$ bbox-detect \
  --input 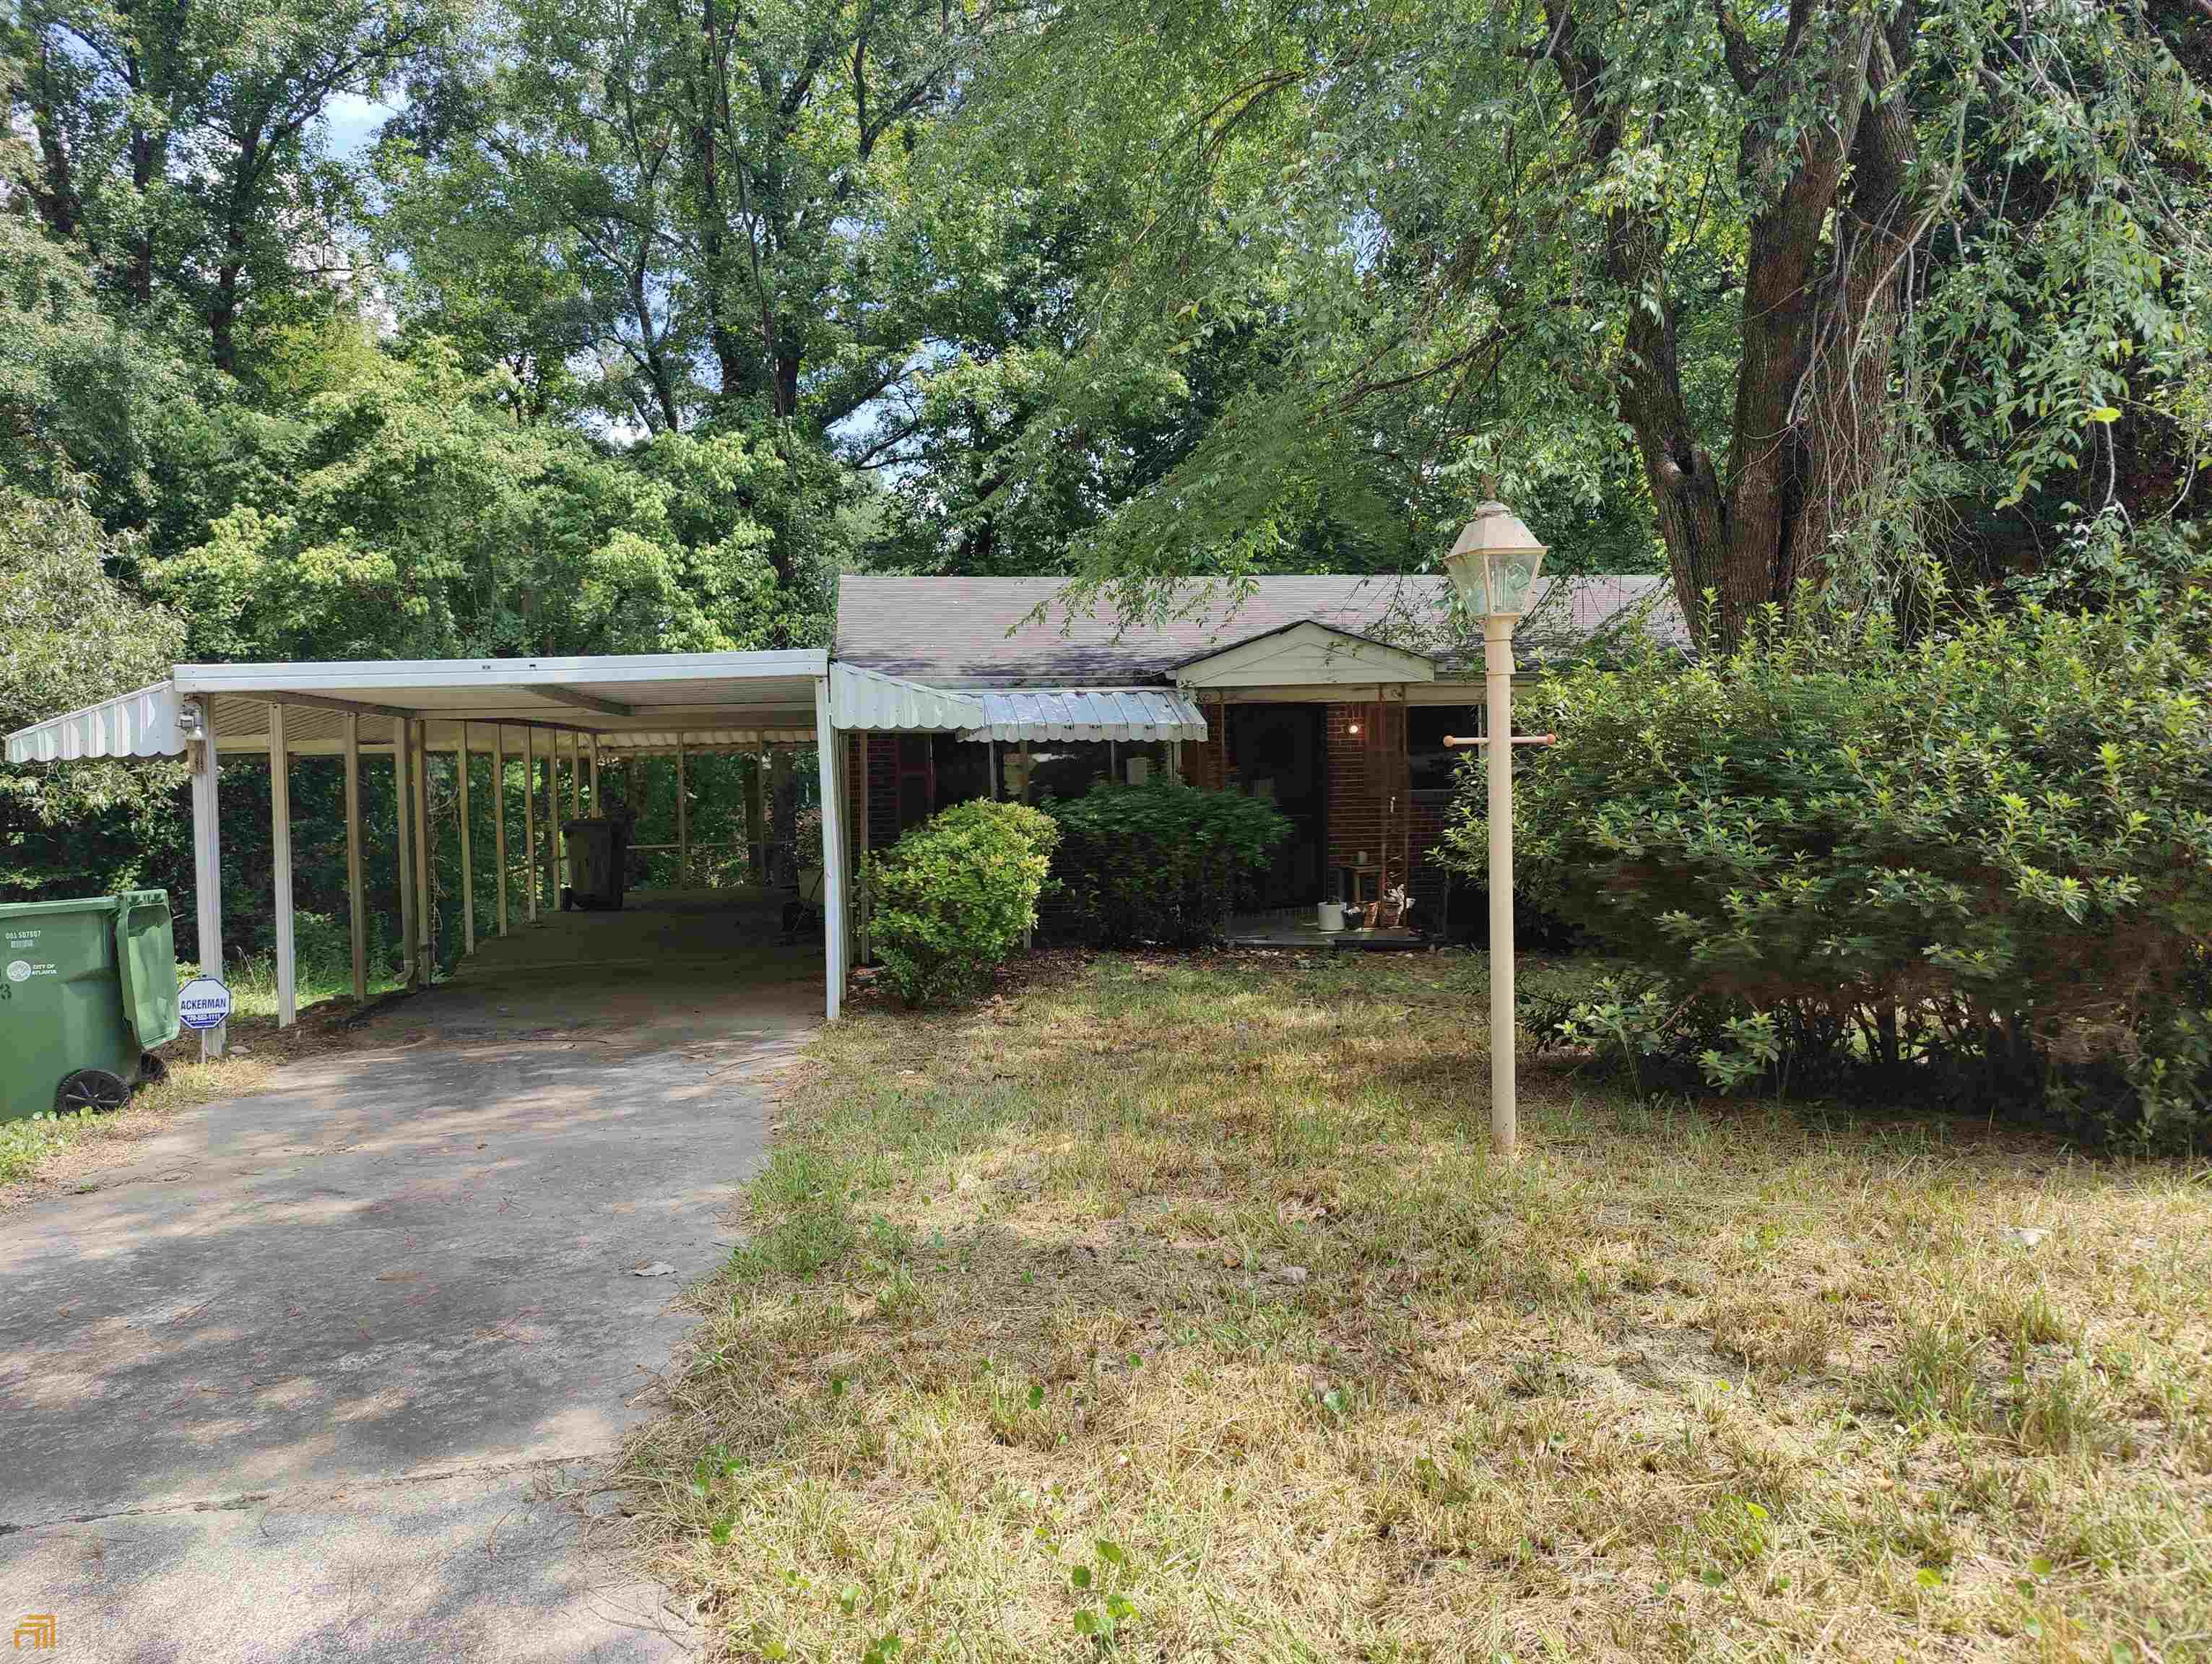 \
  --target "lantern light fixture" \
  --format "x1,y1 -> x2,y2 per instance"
1442,501 -> 1547,618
